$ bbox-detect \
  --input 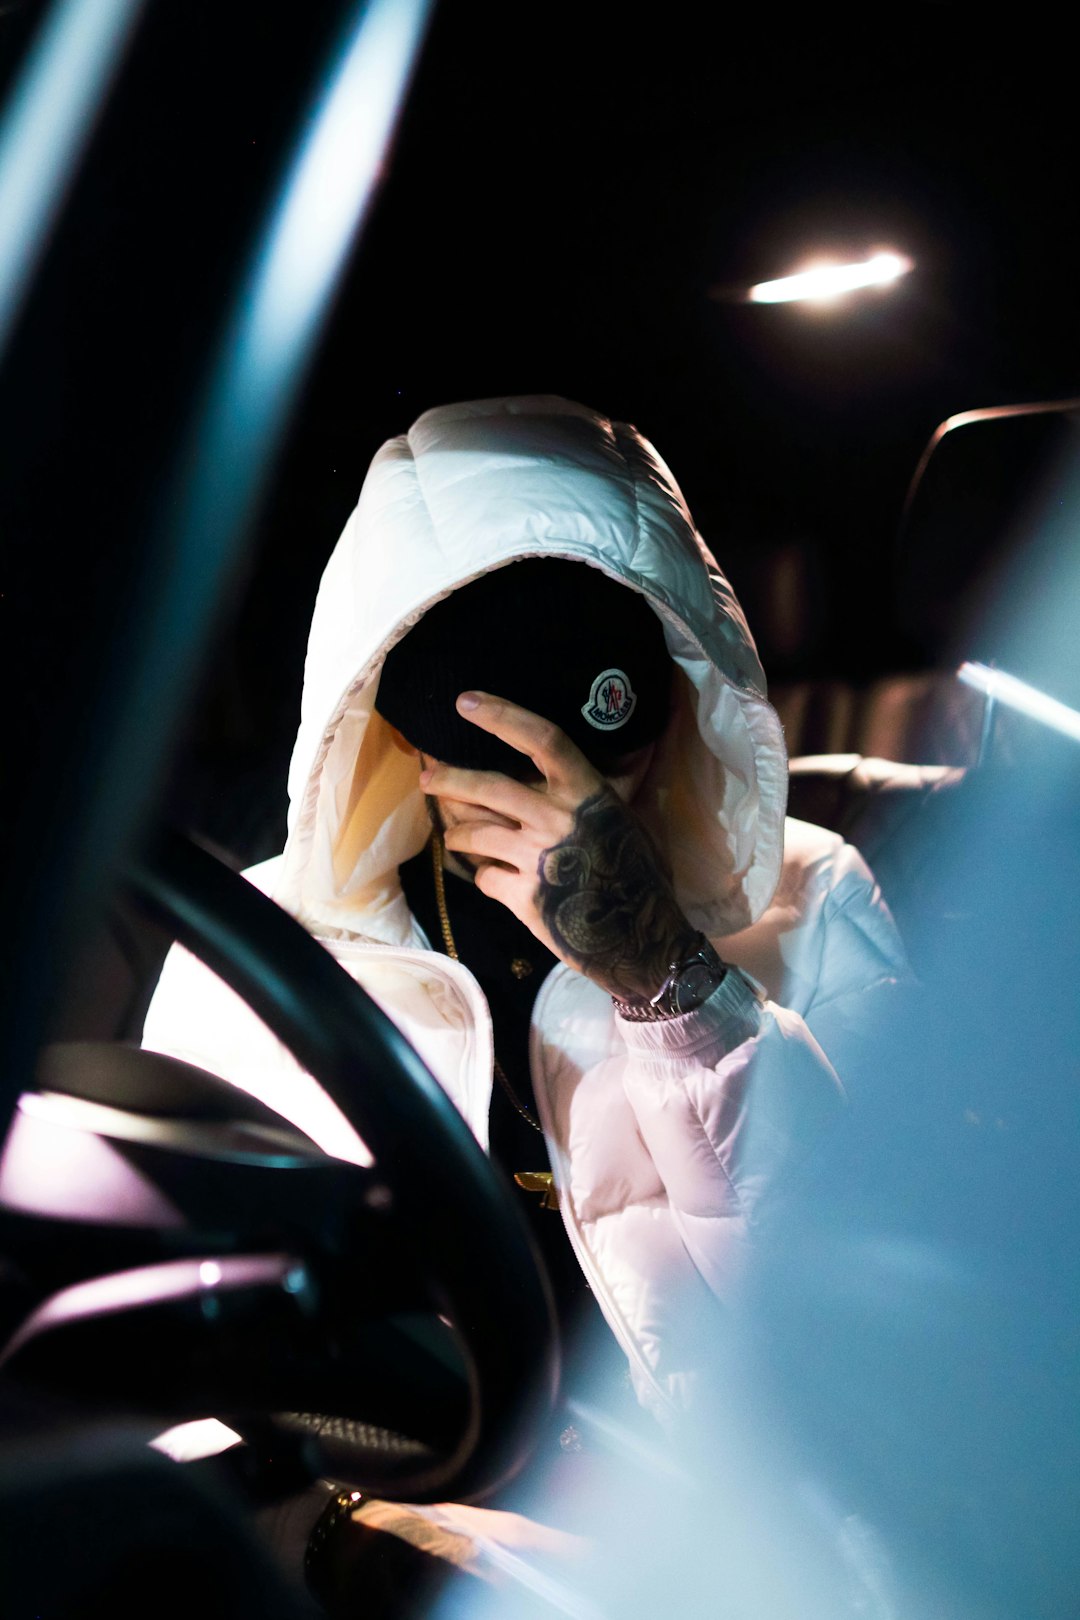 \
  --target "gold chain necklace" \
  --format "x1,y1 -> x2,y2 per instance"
430,833 -> 544,1135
